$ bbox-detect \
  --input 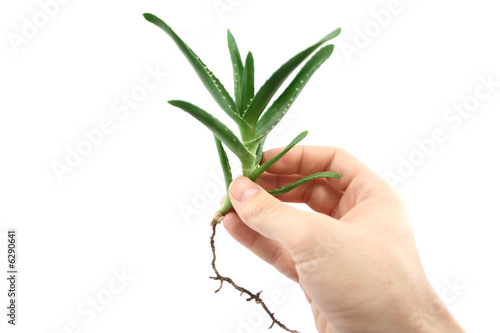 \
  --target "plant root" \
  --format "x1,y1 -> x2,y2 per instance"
209,212 -> 300,333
